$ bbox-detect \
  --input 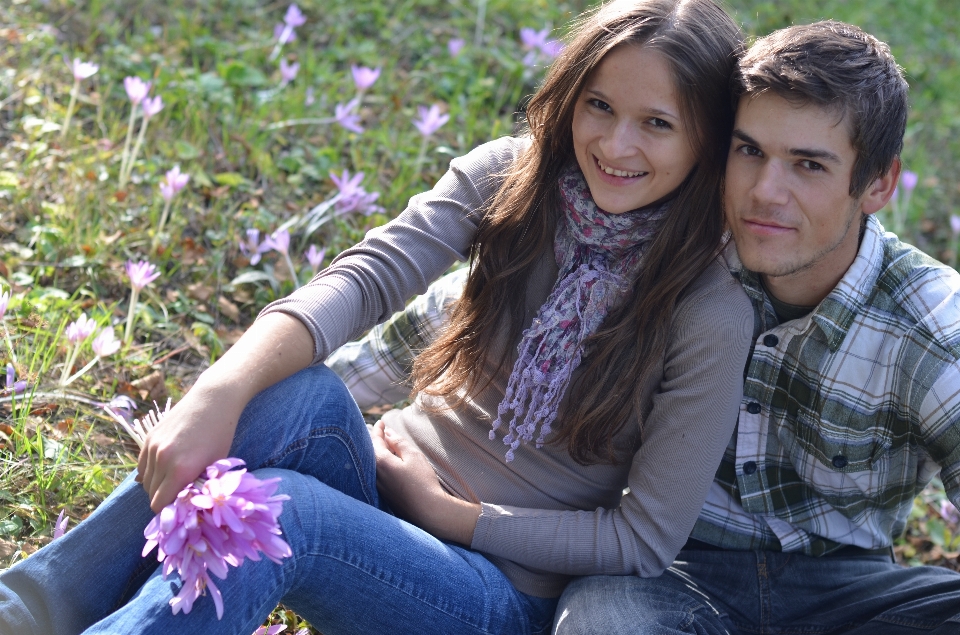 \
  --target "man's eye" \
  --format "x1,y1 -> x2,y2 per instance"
800,160 -> 825,171
738,145 -> 761,157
